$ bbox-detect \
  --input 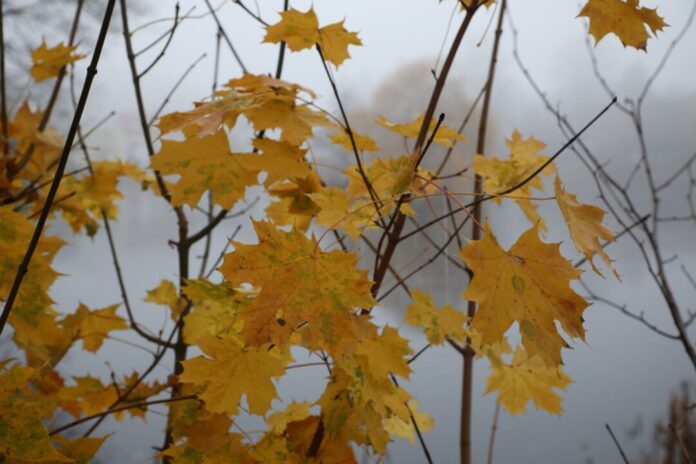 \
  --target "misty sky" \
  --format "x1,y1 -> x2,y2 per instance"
10,0 -> 696,462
